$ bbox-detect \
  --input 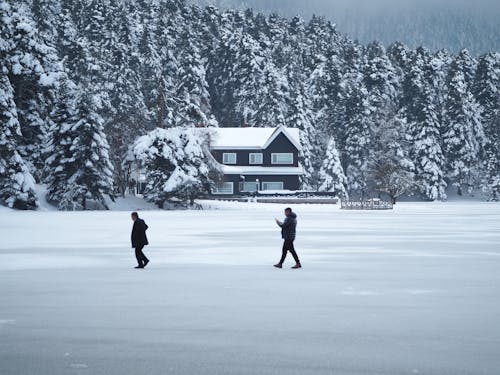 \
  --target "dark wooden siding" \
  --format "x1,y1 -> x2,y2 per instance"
263,132 -> 299,167
220,174 -> 300,194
